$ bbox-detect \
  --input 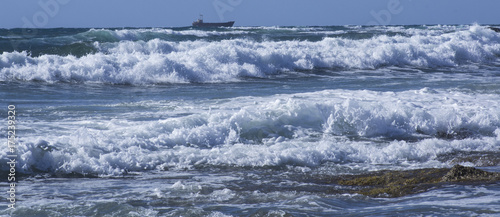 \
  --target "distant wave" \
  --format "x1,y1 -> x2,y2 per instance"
1,25 -> 499,84
81,28 -> 251,42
